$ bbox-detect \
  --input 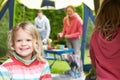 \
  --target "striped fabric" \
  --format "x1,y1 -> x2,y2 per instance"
0,56 -> 51,80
